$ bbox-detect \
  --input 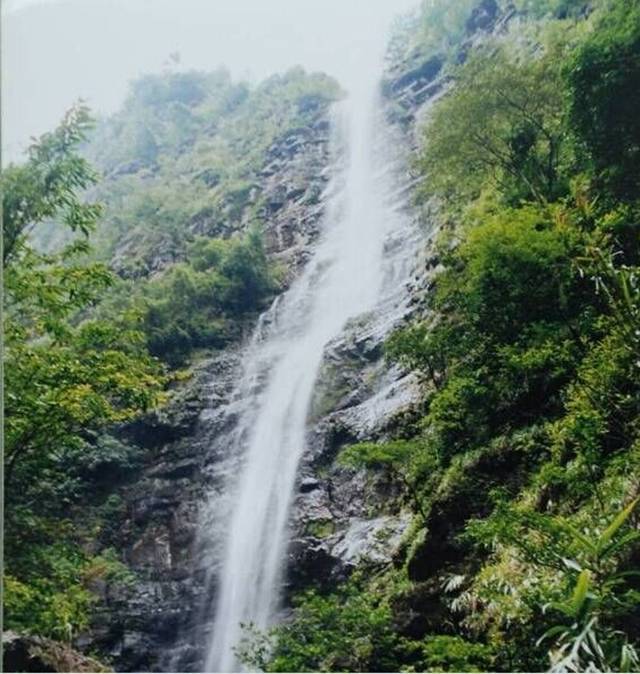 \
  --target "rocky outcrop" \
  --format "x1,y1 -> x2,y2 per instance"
110,113 -> 331,280
74,105 -> 336,672
286,312 -> 426,592
74,6 -> 518,671
466,0 -> 500,33
258,120 -> 332,280
3,632 -> 110,673
383,0 -> 515,131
